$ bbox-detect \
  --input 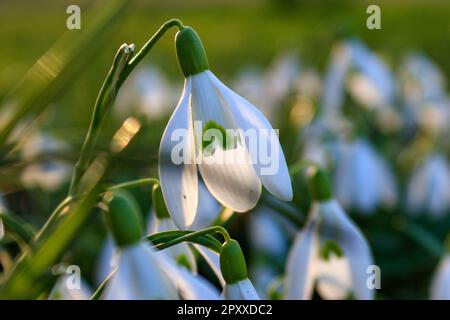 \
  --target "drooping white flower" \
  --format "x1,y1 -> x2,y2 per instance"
159,27 -> 292,229
285,199 -> 374,300
430,254 -> 450,300
49,274 -> 92,300
406,153 -> 450,218
333,139 -> 397,214
20,132 -> 71,191
95,235 -> 115,286
223,278 -> 260,300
